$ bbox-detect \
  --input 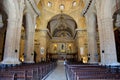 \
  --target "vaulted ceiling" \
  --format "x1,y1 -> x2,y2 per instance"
36,0 -> 86,38
47,14 -> 77,38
